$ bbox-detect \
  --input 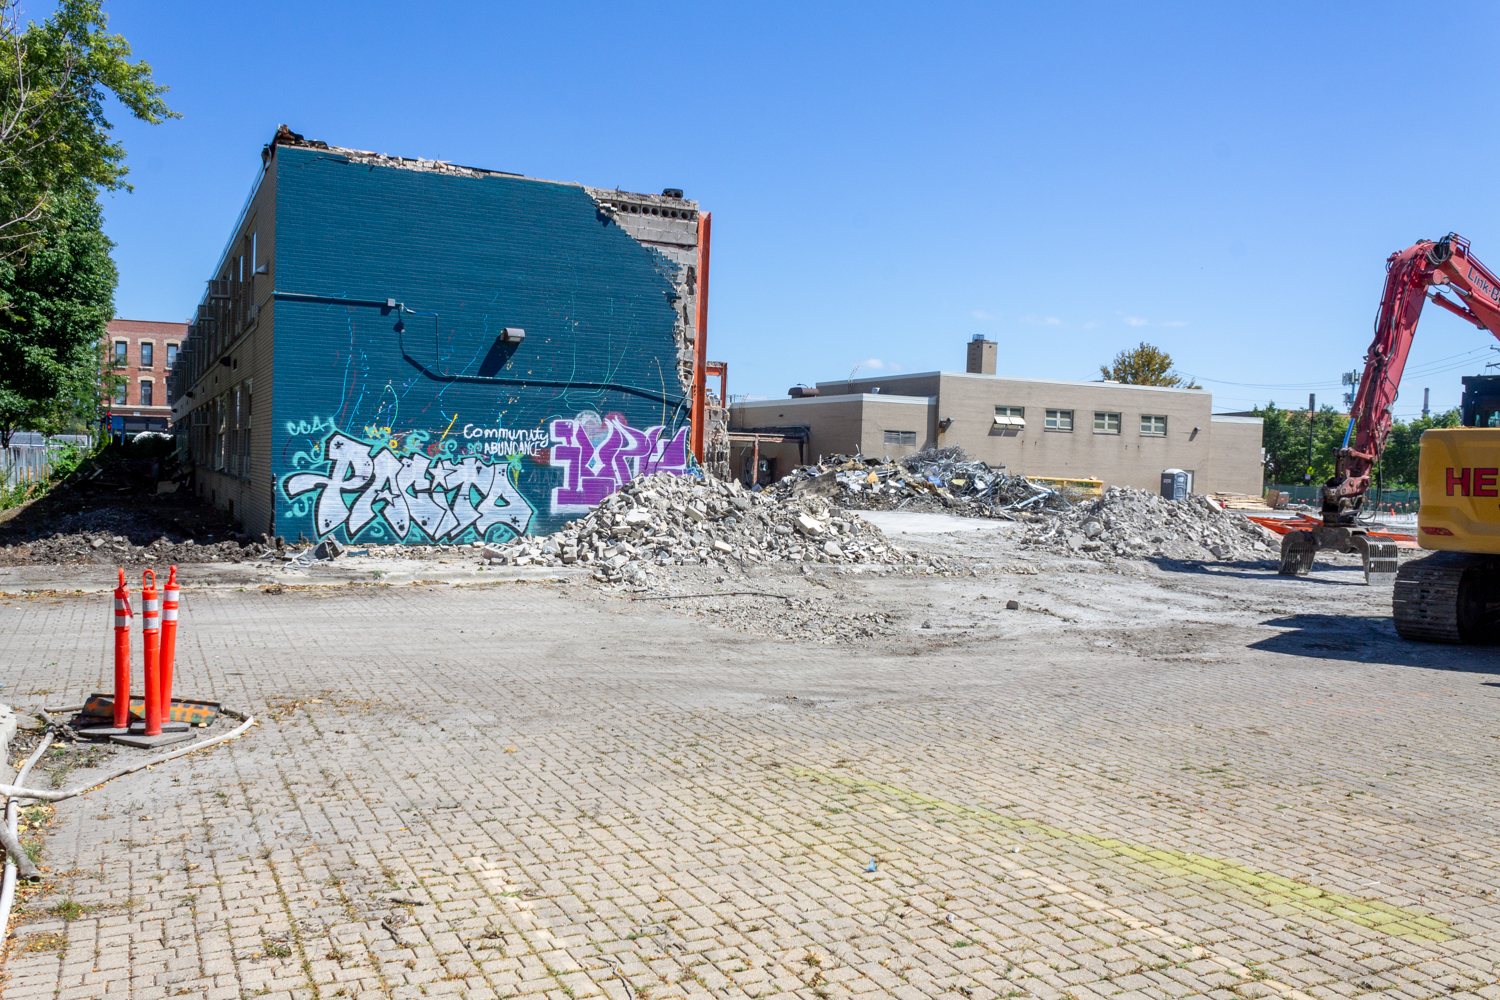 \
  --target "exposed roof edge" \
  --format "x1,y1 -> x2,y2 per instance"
732,394 -> 935,408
